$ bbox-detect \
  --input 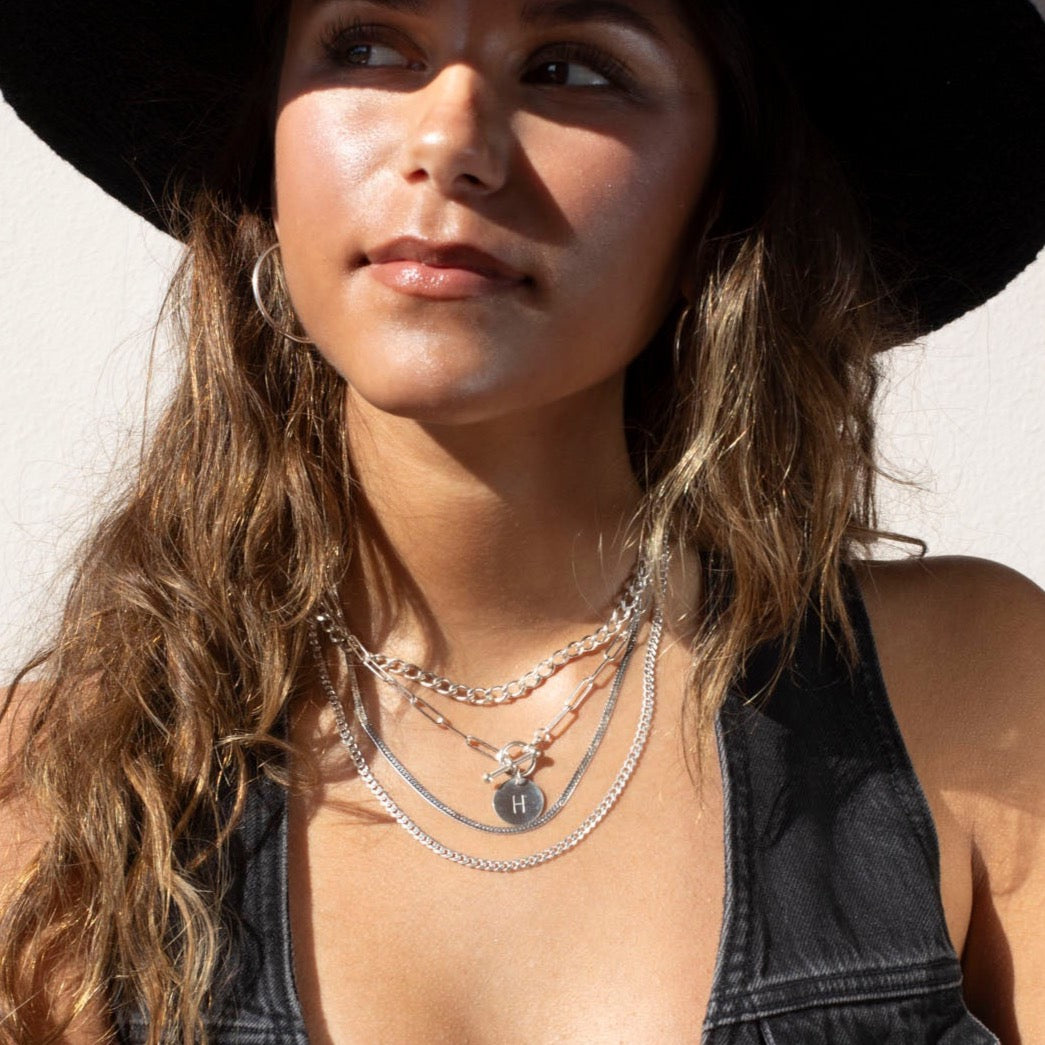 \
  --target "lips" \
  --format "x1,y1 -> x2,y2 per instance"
365,237 -> 527,282
362,237 -> 530,300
